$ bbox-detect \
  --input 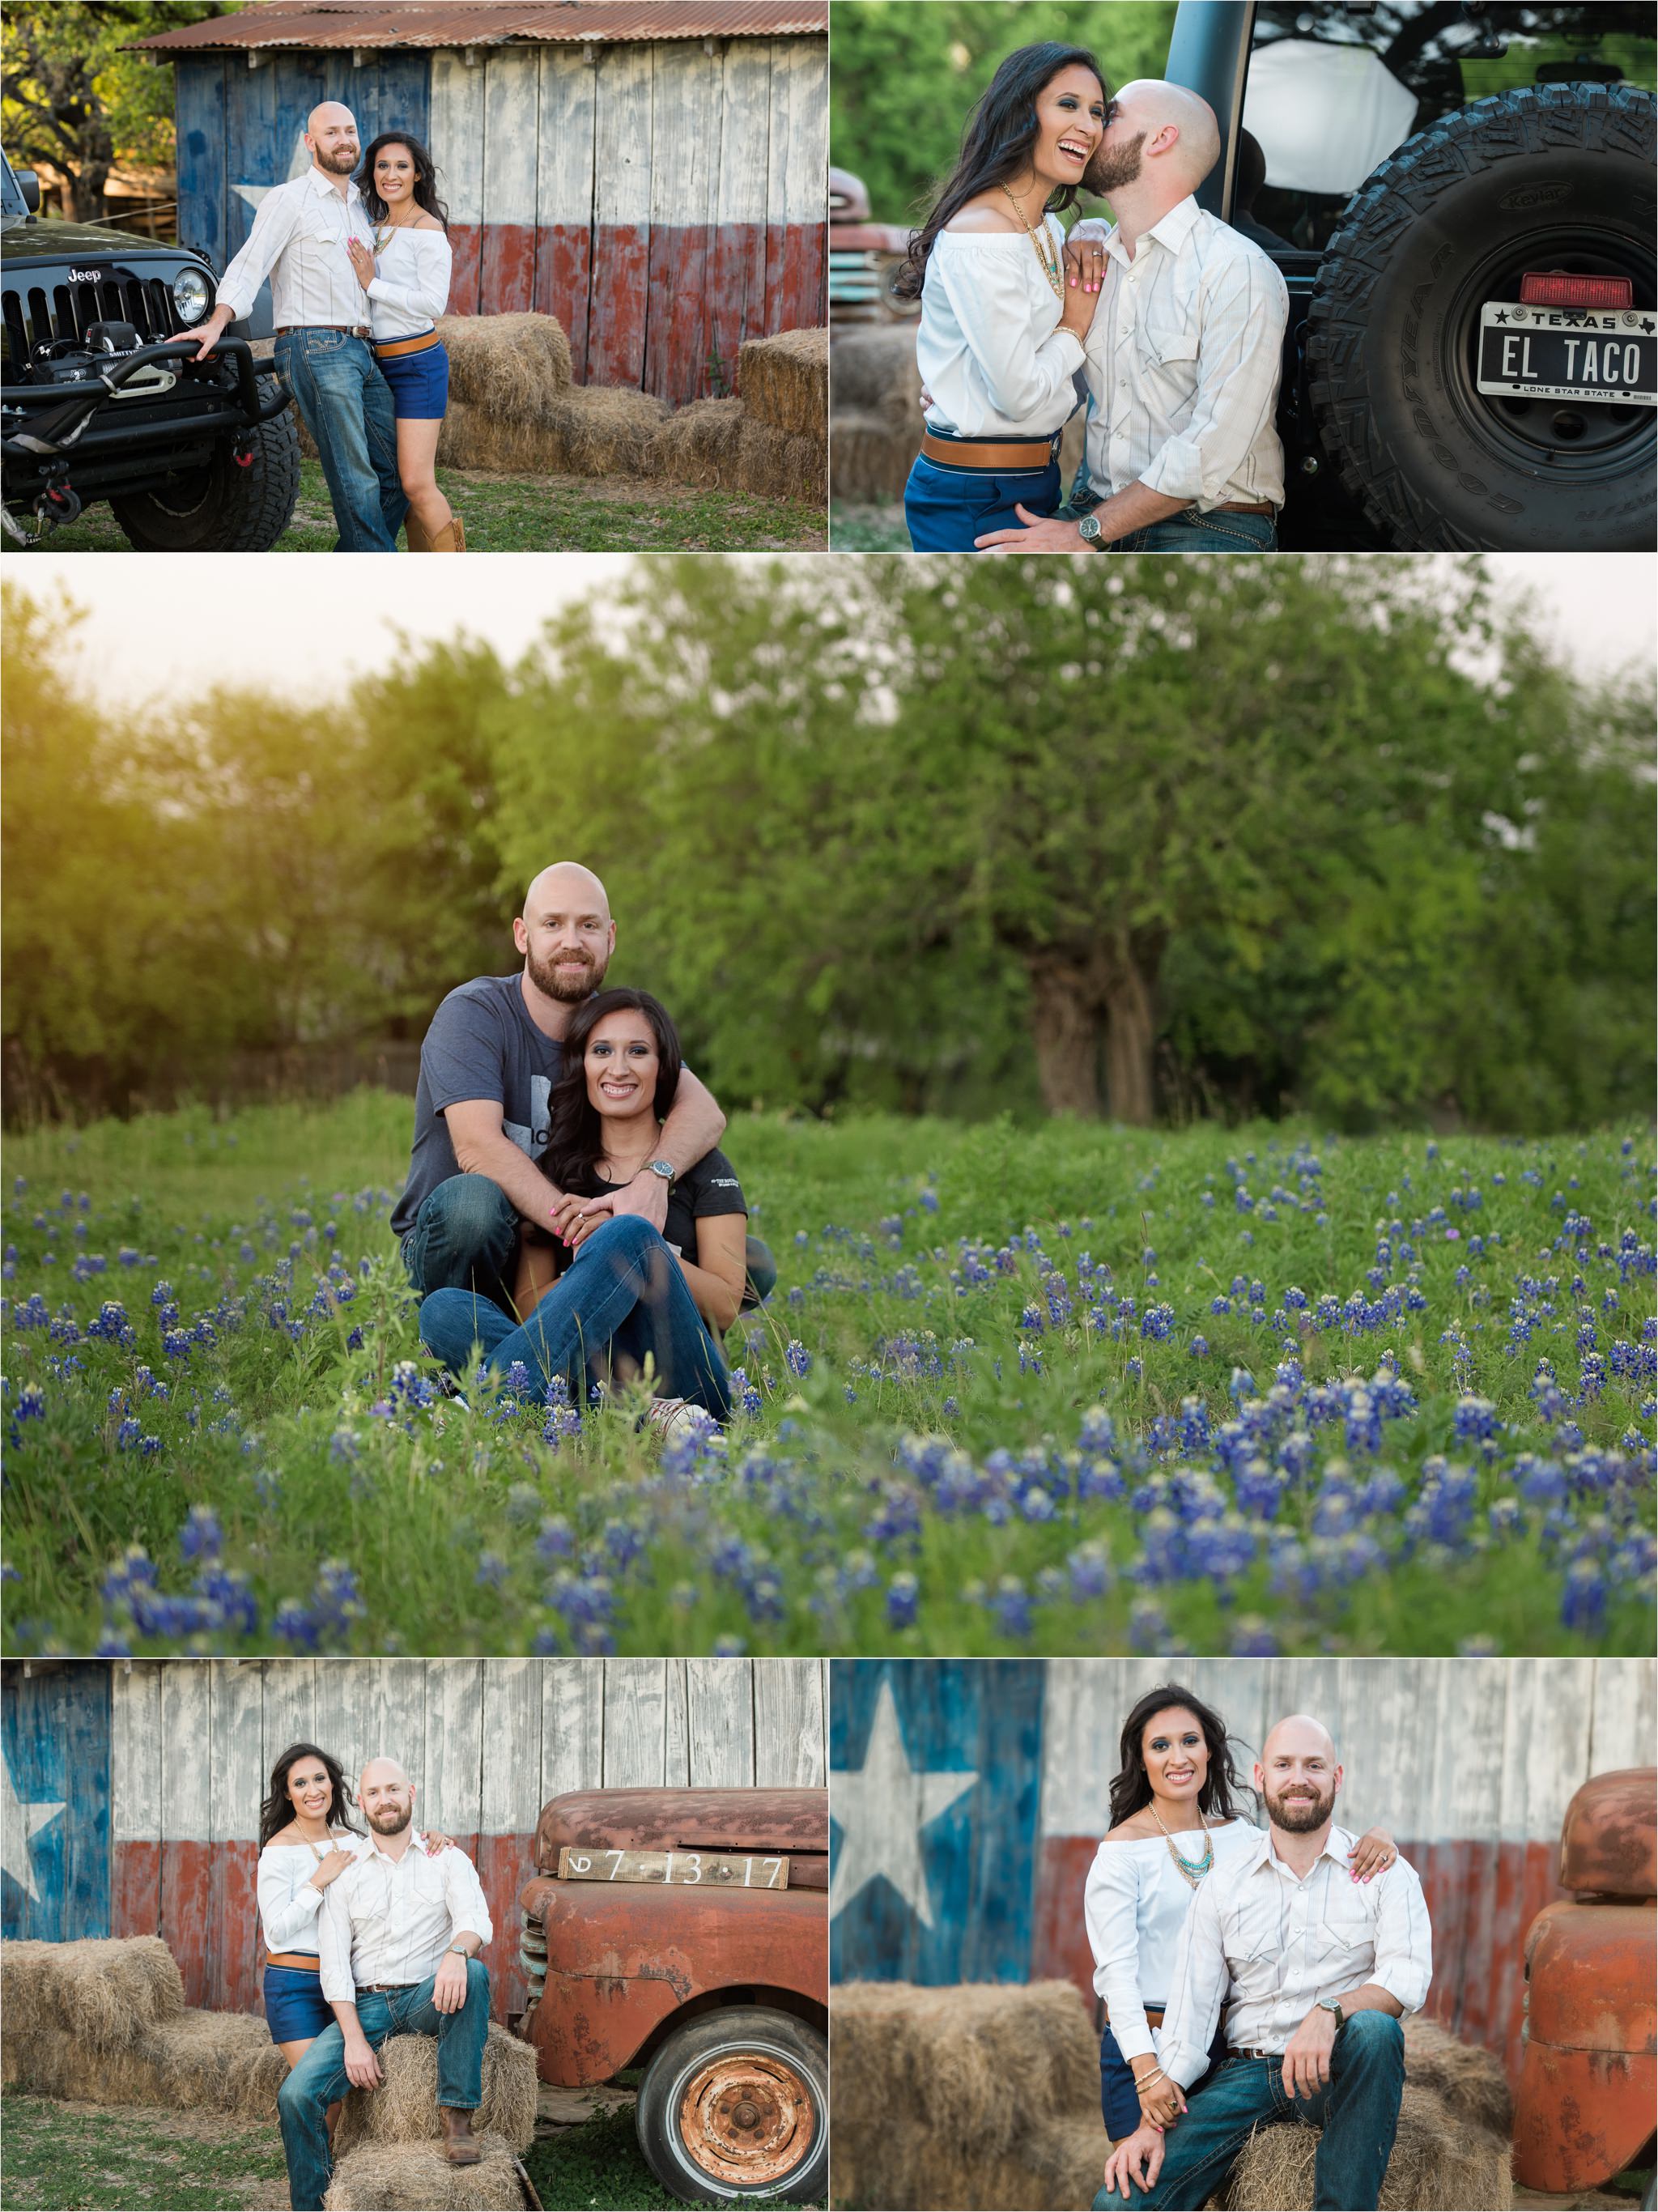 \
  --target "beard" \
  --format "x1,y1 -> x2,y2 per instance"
1265,1780 -> 1337,1833
526,945 -> 609,1002
1084,132 -> 1146,196
368,1802 -> 412,1836
316,143 -> 359,176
